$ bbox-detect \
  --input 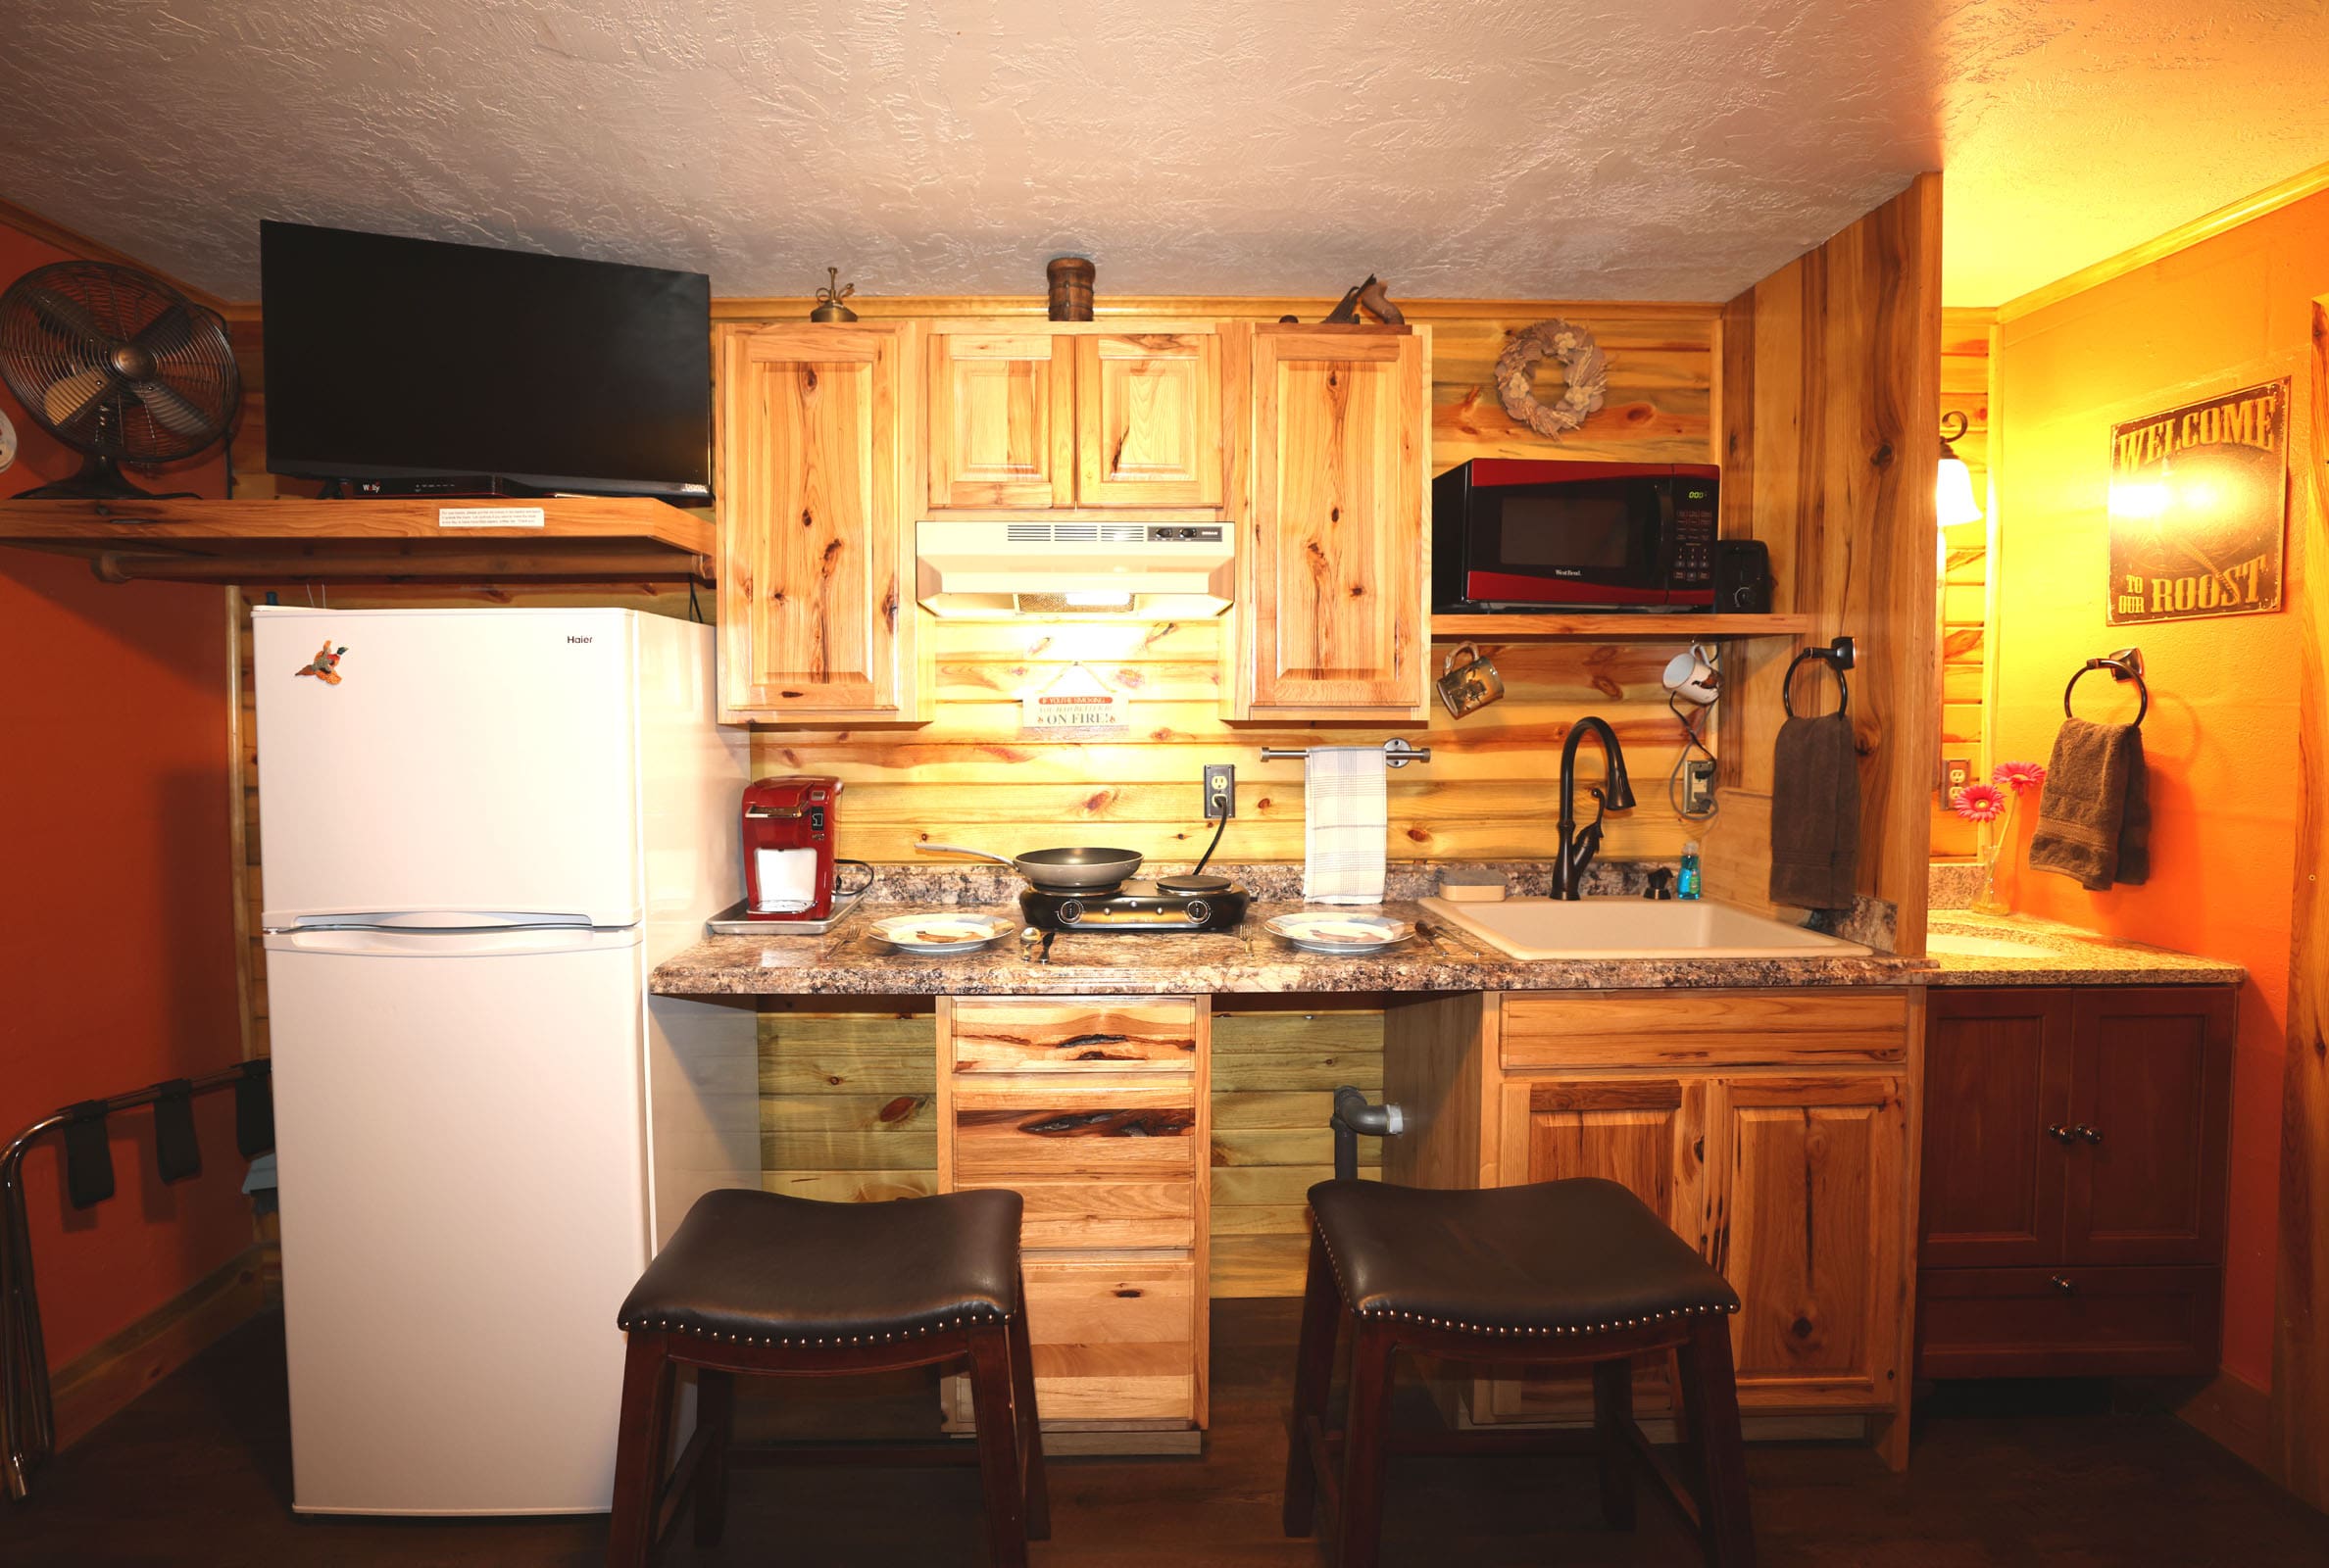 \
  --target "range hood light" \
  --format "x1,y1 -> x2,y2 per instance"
1063,590 -> 1134,609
